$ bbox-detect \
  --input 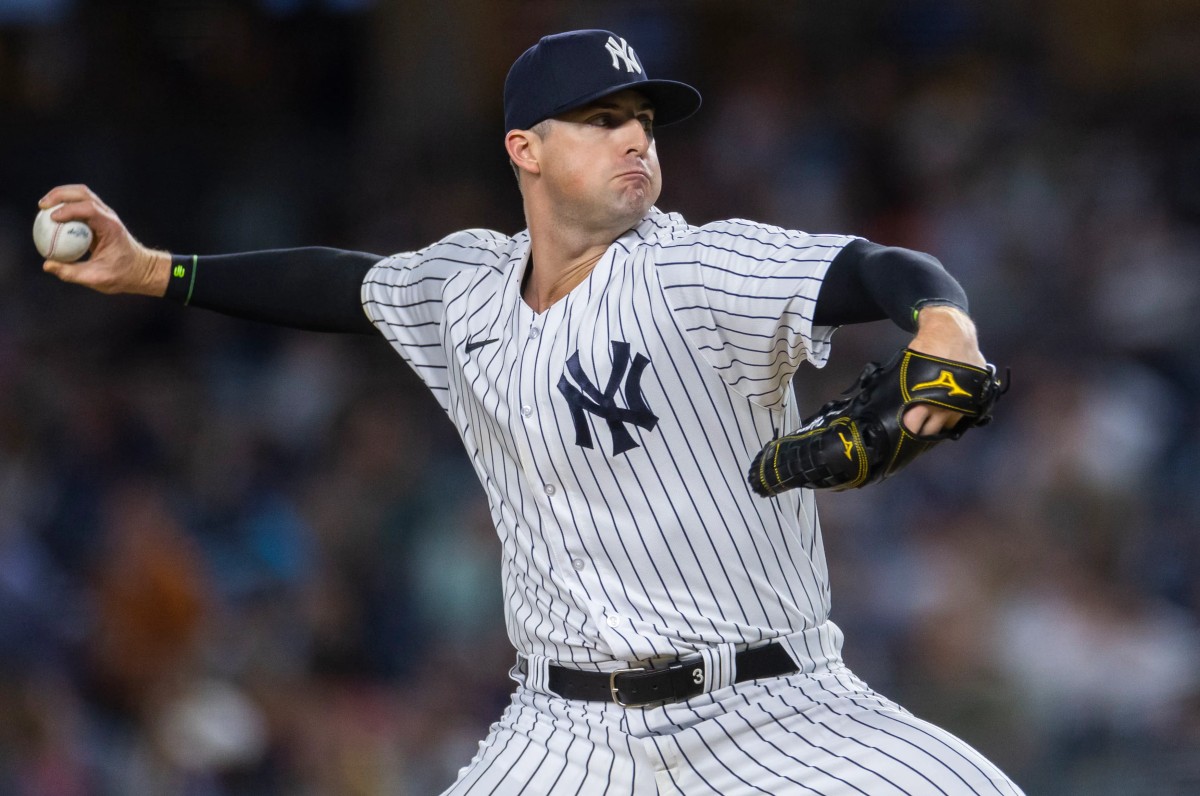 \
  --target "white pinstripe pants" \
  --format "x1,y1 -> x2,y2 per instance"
440,663 -> 1023,795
